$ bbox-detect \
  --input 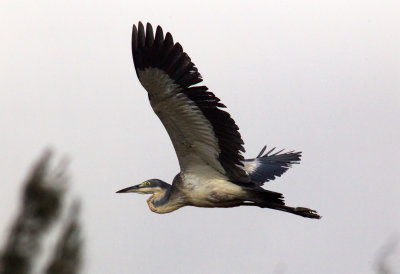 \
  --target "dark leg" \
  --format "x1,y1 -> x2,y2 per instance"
241,202 -> 321,219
